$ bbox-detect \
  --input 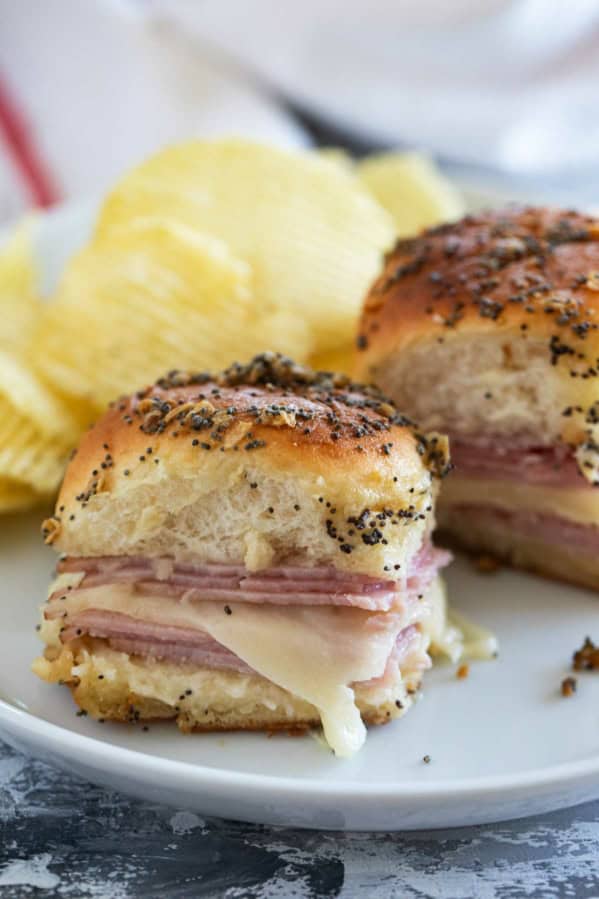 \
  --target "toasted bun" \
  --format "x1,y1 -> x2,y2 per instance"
355,207 -> 599,474
43,354 -> 448,577
32,642 -> 422,732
